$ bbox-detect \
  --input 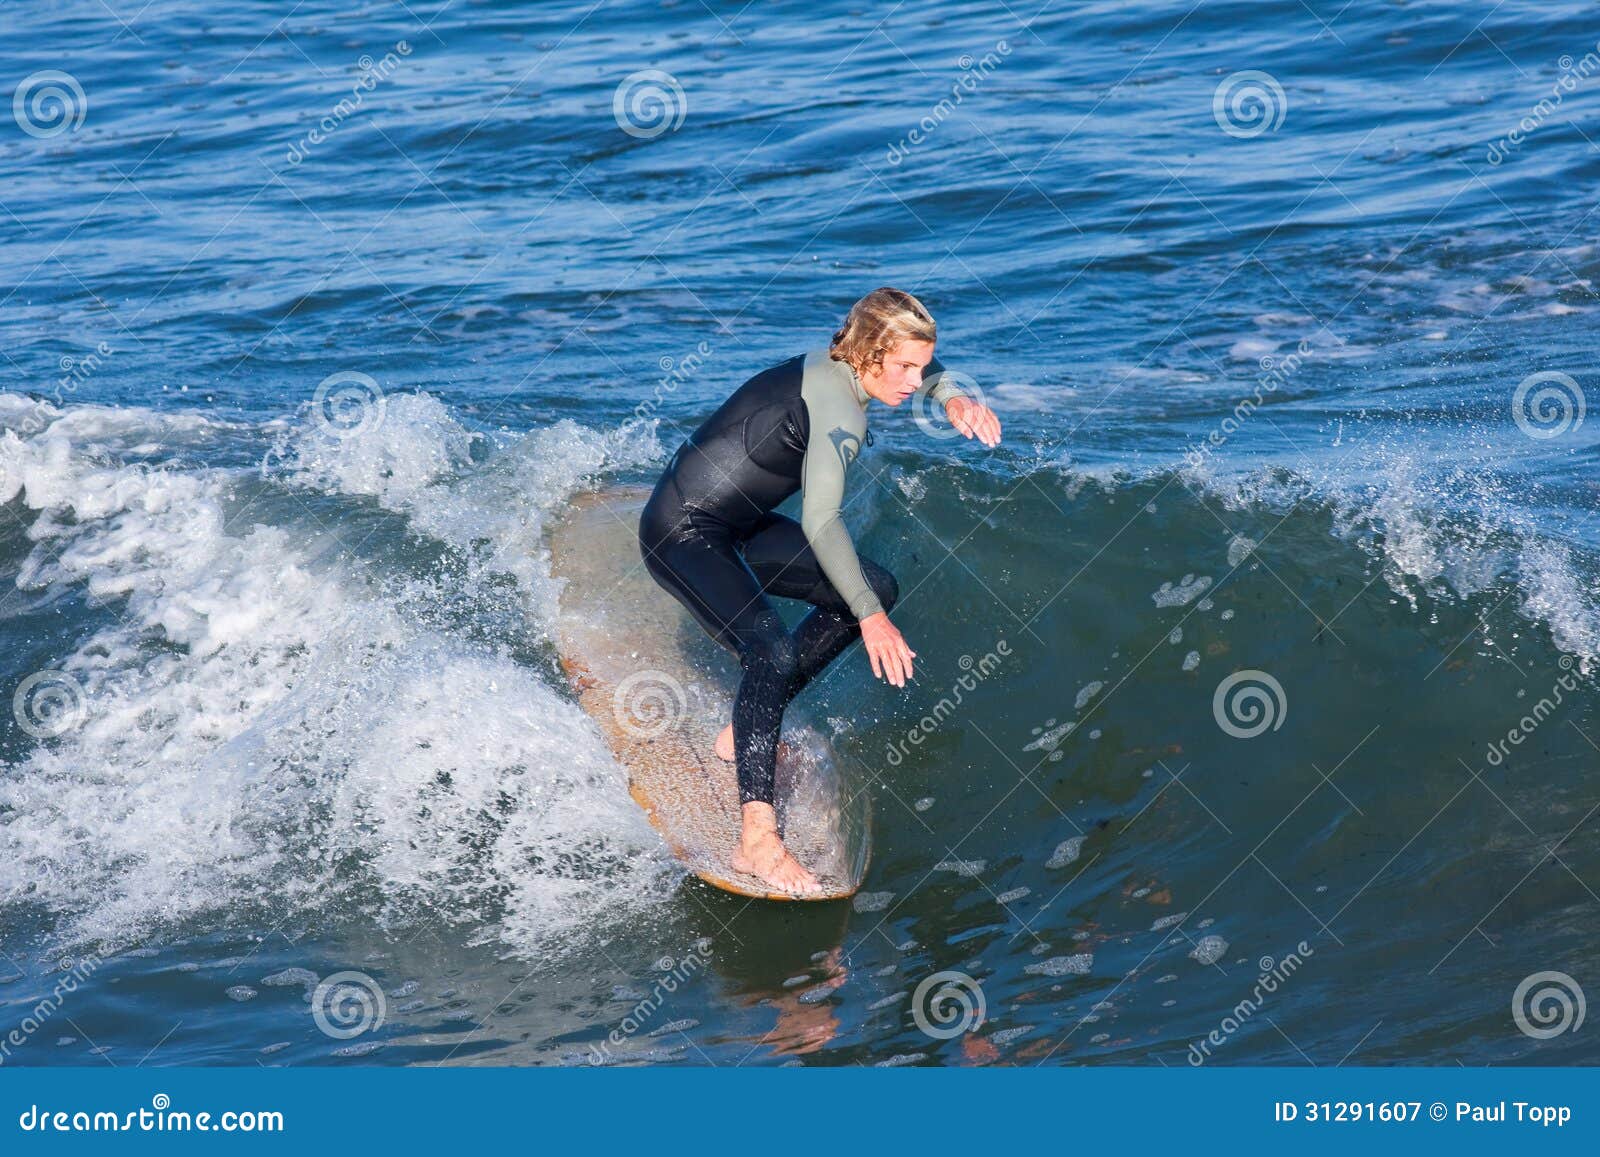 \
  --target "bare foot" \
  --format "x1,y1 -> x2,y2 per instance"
732,829 -> 822,896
